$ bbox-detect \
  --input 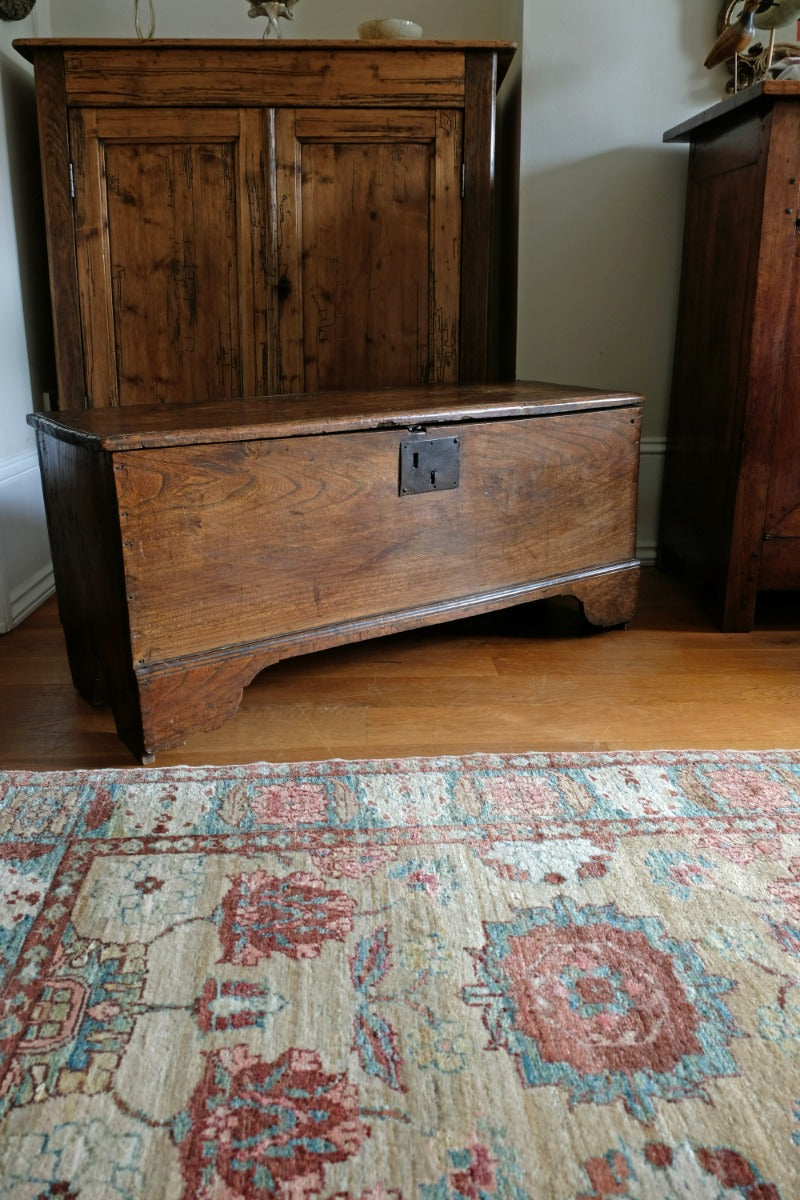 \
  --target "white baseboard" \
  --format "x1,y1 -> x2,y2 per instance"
0,451 -> 54,634
636,435 -> 665,565
8,559 -> 54,628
